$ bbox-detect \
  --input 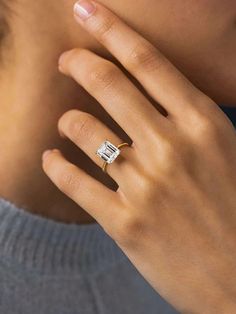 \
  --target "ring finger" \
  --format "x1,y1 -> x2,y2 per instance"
58,109 -> 137,183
